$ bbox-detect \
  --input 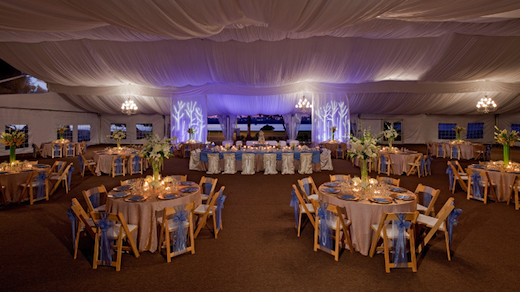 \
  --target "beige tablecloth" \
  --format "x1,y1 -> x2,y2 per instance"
0,165 -> 51,203
107,184 -> 201,253
469,165 -> 516,202
92,151 -> 148,176
318,183 -> 416,256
